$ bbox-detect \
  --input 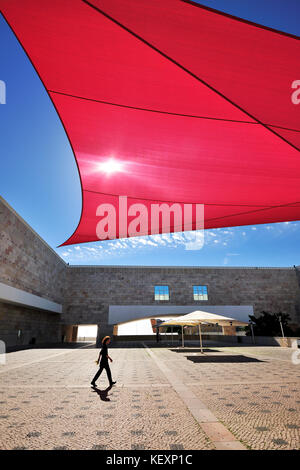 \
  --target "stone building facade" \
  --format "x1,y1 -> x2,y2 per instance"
0,197 -> 65,346
1,196 -> 300,346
